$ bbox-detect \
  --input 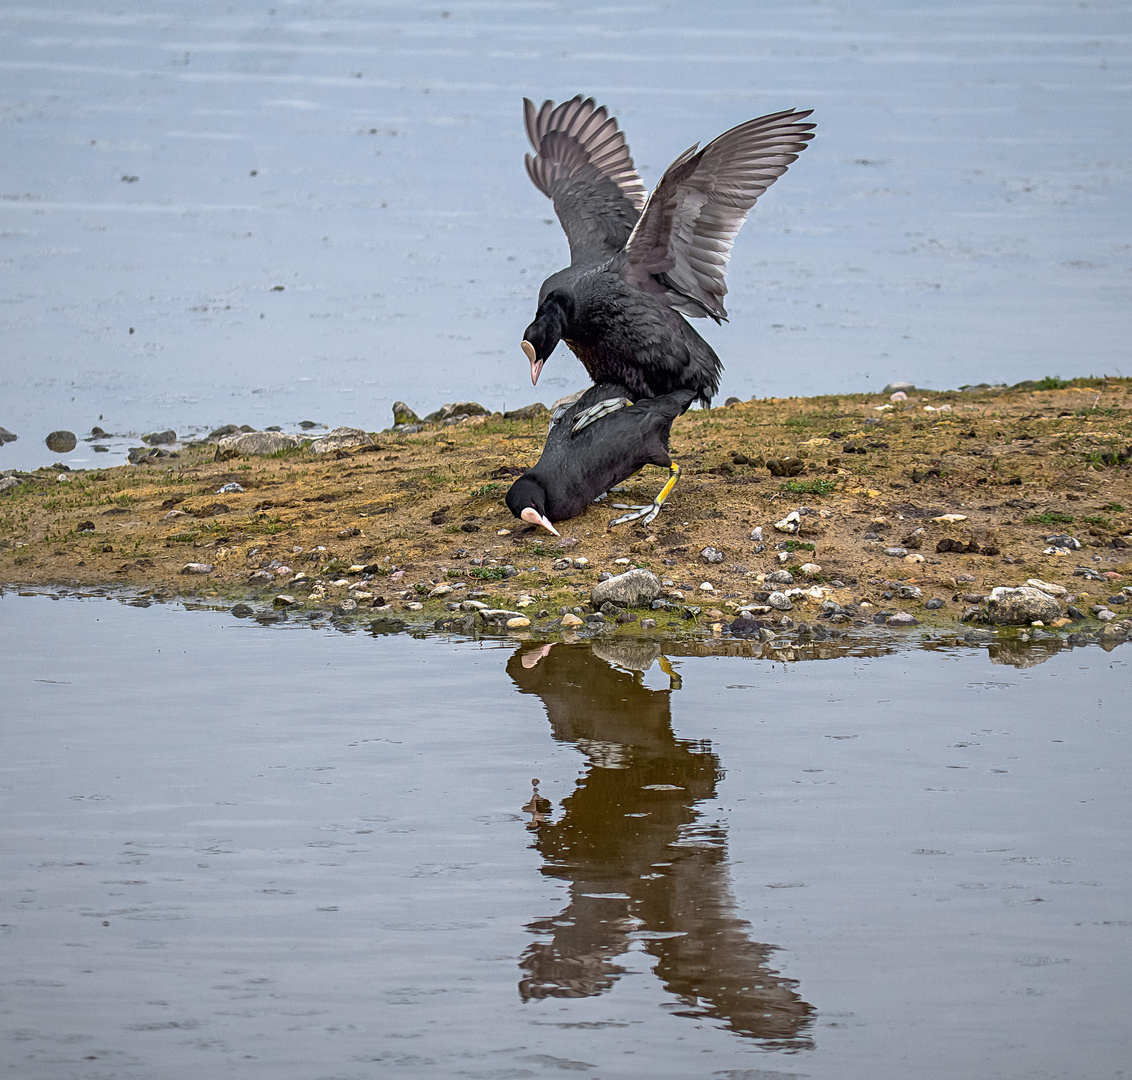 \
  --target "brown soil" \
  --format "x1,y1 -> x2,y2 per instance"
3,379 -> 1131,636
